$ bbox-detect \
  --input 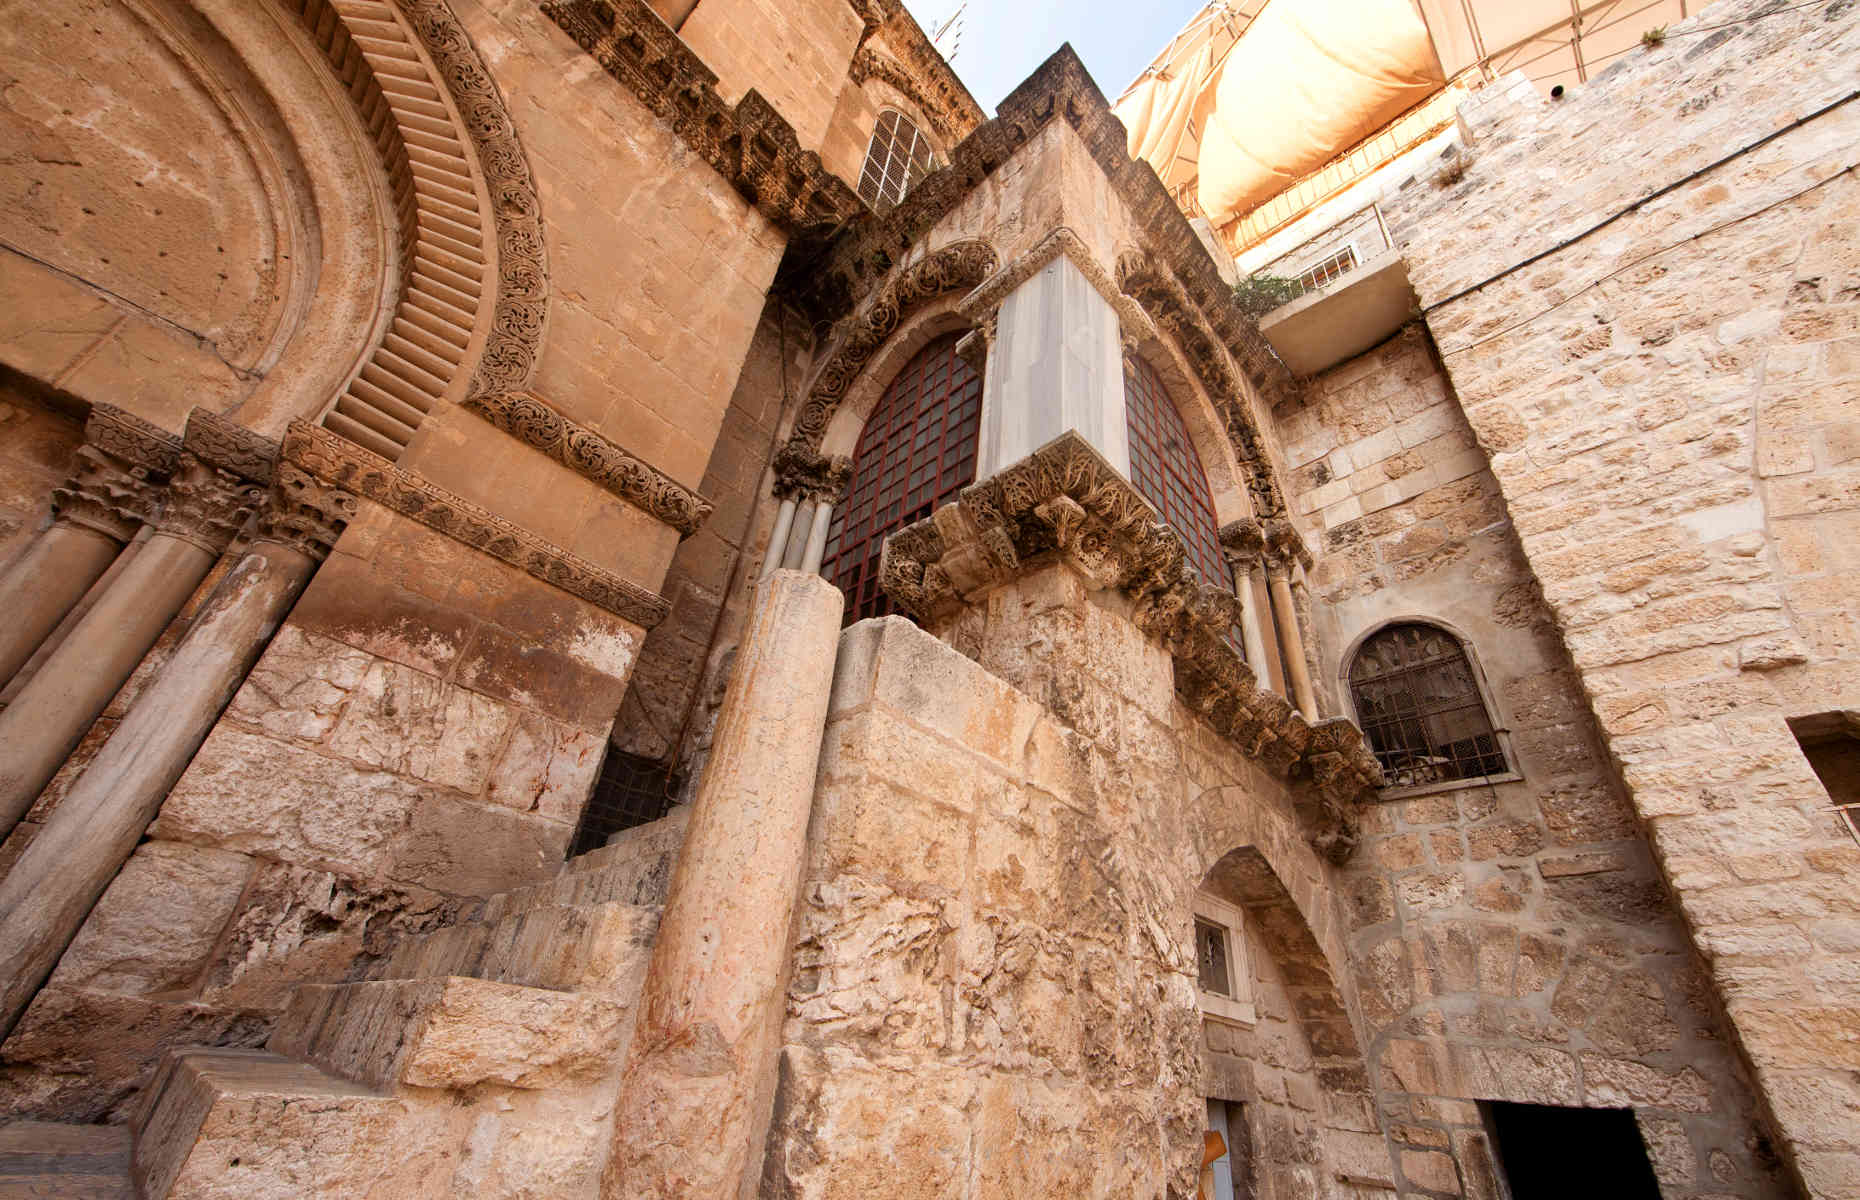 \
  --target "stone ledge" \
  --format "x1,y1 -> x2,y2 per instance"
280,420 -> 669,629
876,431 -> 1382,860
